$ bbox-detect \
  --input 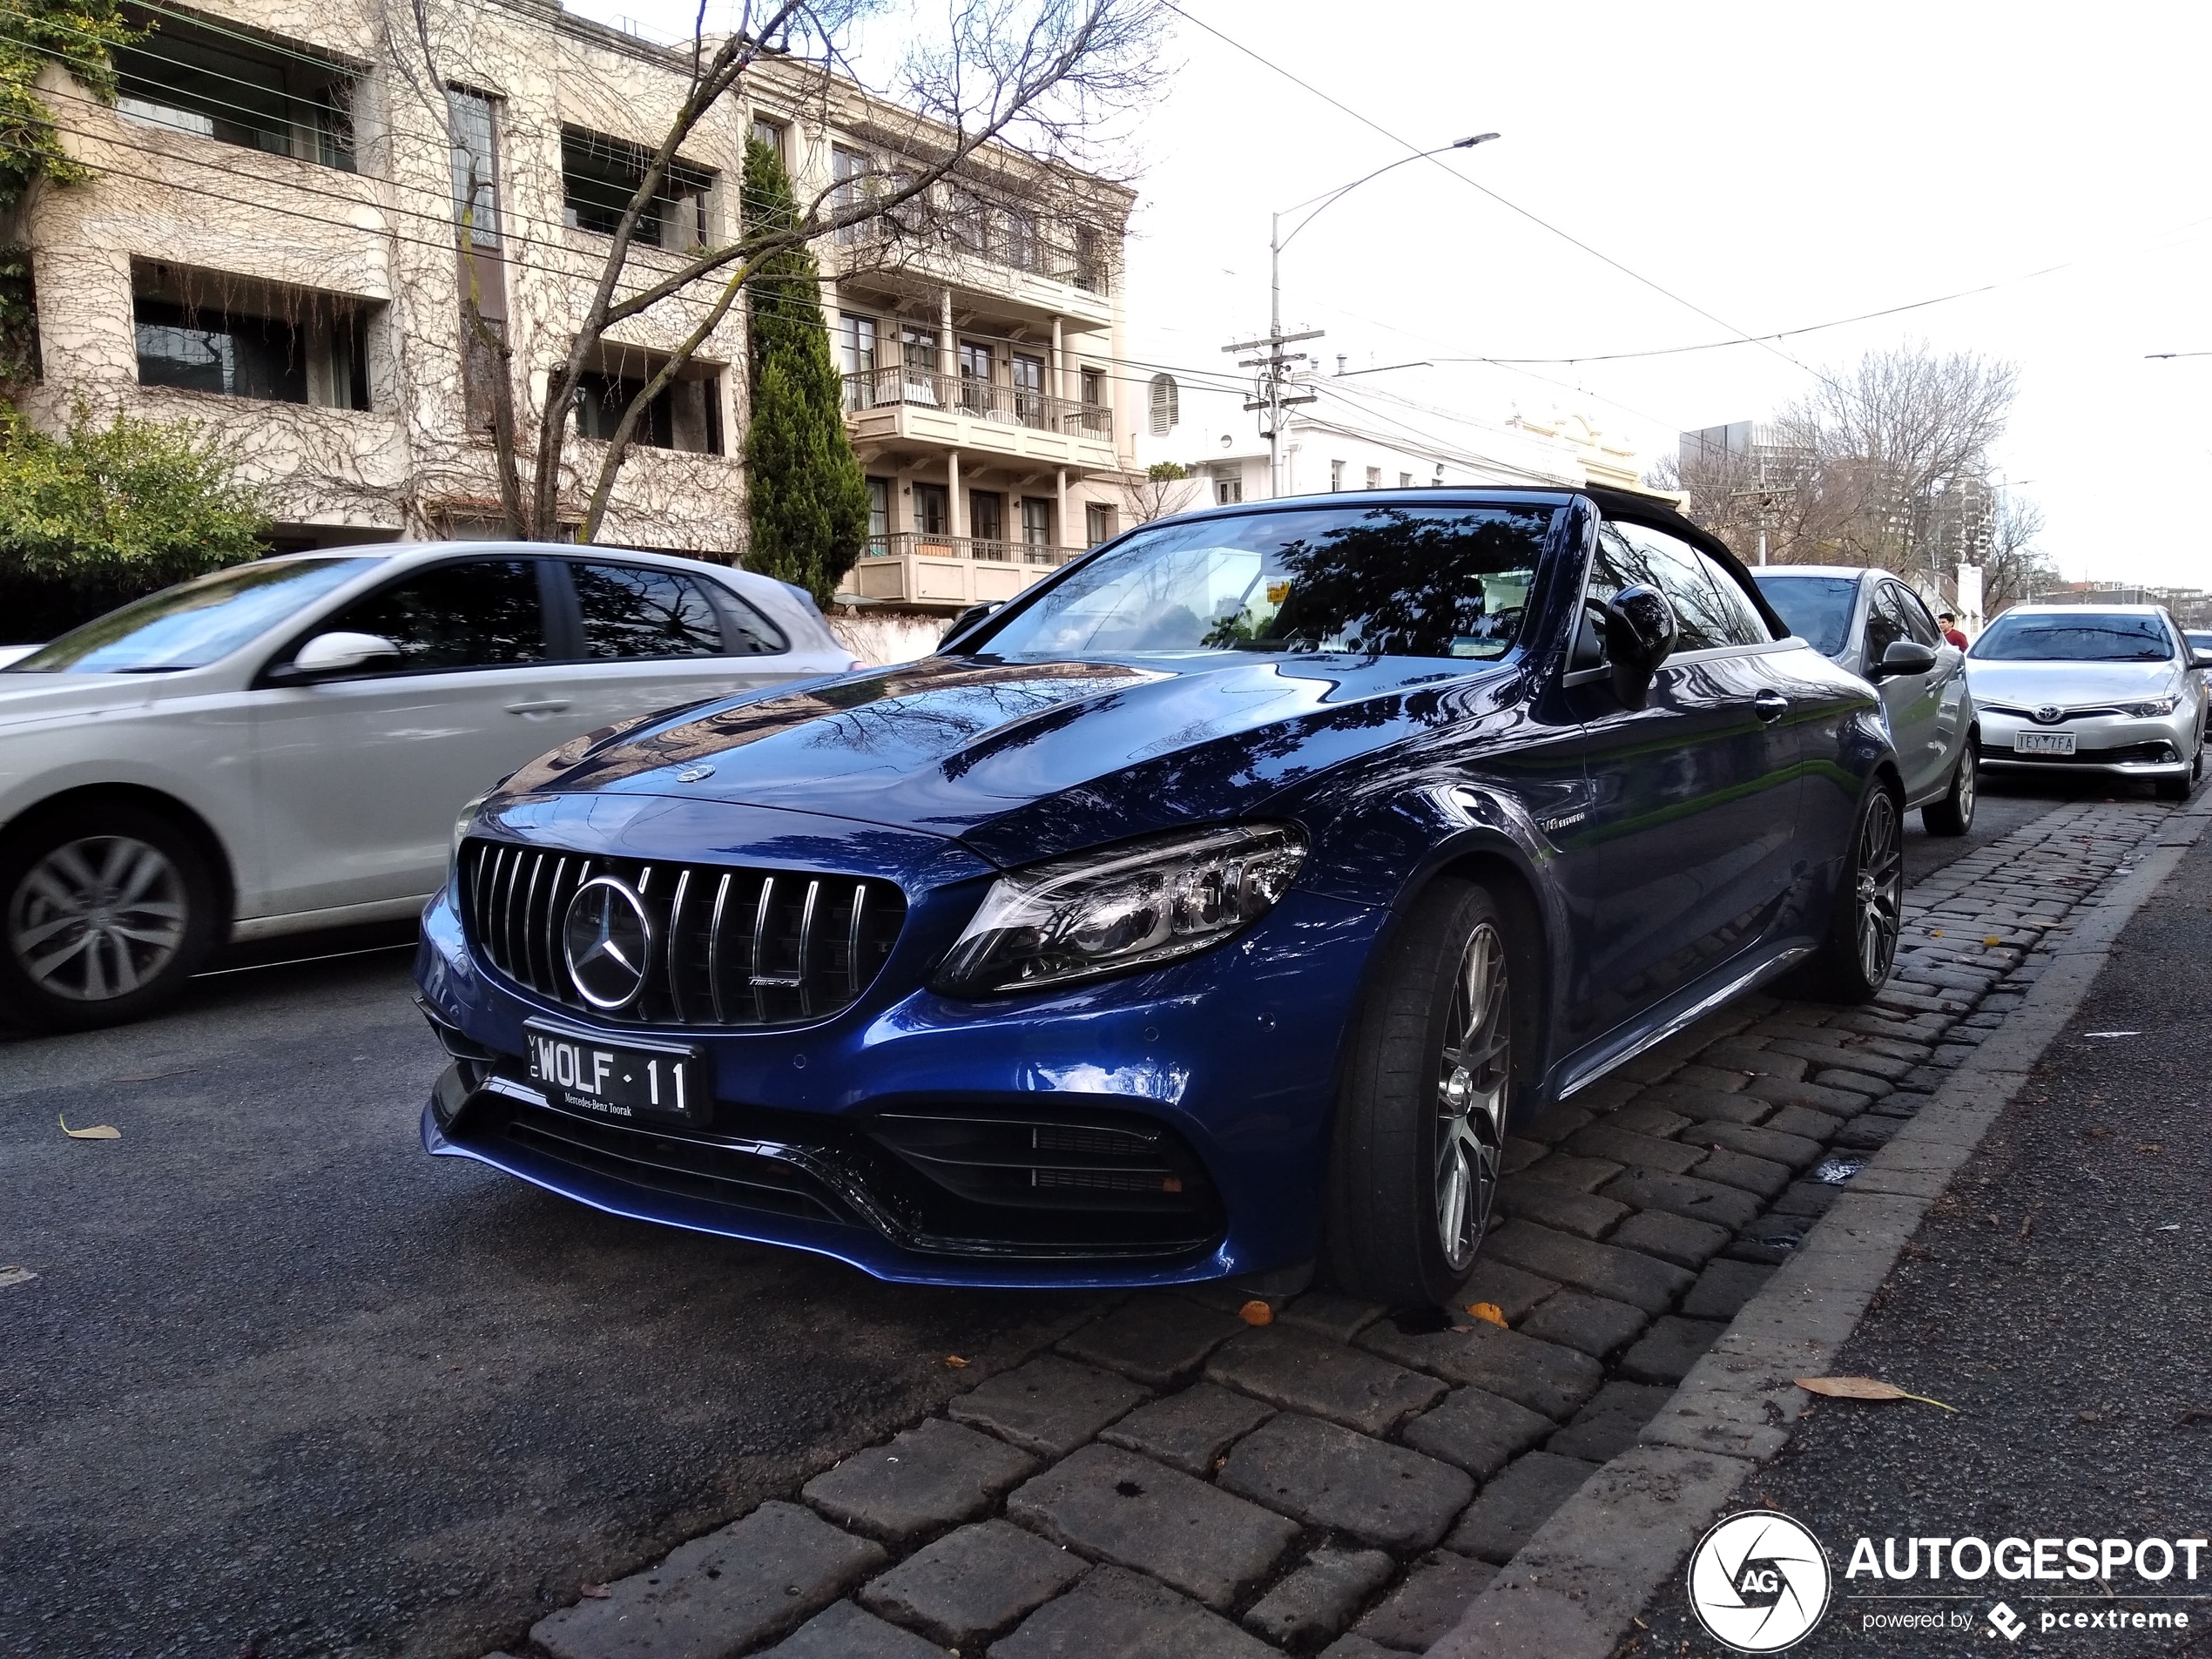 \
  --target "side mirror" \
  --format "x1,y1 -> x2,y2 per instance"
941,602 -> 1002,649
1603,584 -> 1678,711
2192,648 -> 2212,669
283,631 -> 401,681
1871,639 -> 1937,679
